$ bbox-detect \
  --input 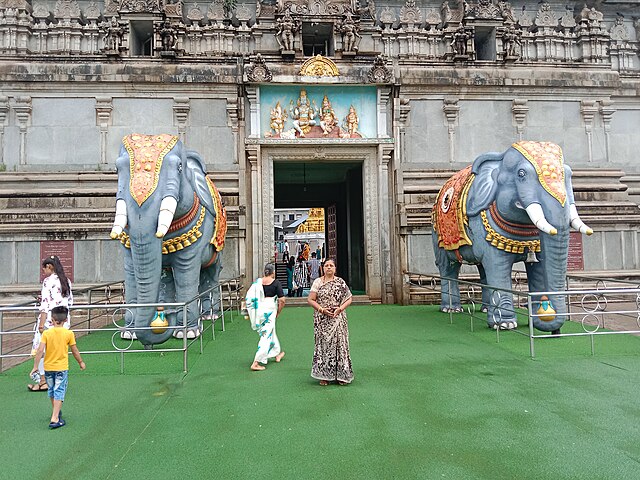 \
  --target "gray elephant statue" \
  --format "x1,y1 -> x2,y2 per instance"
110,133 -> 227,346
432,141 -> 592,332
